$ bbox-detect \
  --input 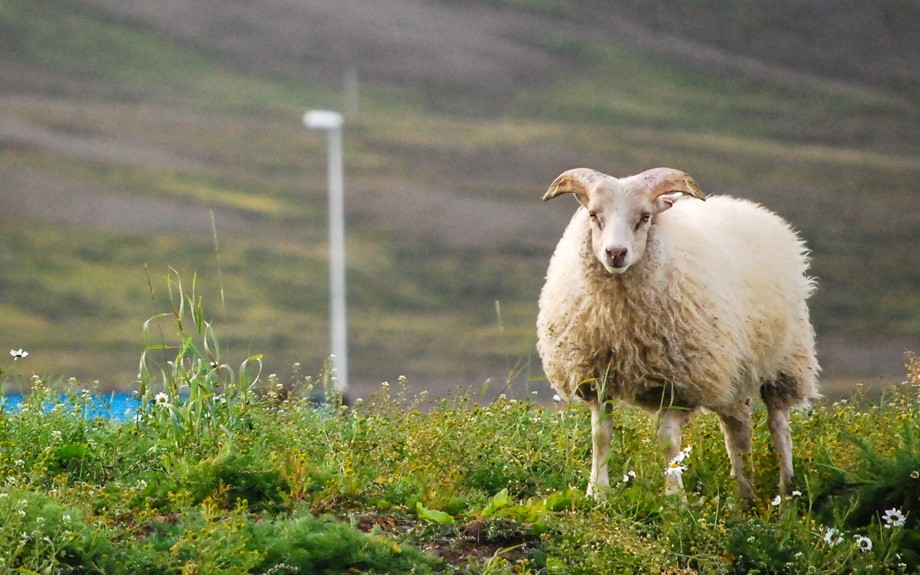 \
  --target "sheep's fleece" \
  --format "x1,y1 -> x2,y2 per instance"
537,167 -> 819,499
